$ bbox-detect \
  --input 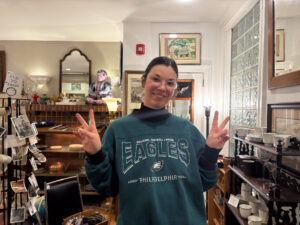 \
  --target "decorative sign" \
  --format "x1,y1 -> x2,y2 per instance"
2,71 -> 24,96
228,194 -> 240,208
